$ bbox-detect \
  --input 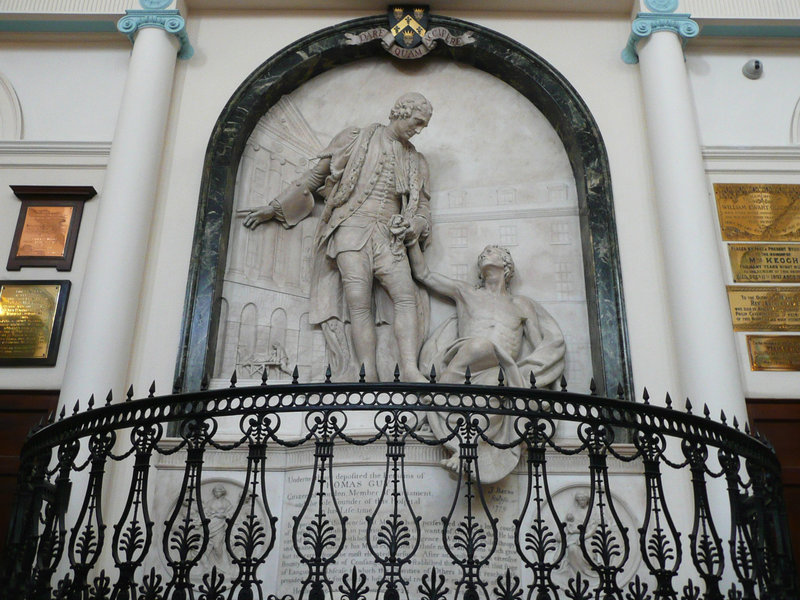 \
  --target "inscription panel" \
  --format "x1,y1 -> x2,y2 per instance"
727,286 -> 800,332
714,183 -> 800,241
728,244 -> 800,283
747,335 -> 800,371
276,464 -> 520,595
0,281 -> 69,364
16,206 -> 73,258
